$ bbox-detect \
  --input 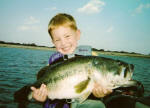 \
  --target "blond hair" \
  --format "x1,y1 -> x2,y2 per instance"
48,13 -> 78,39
